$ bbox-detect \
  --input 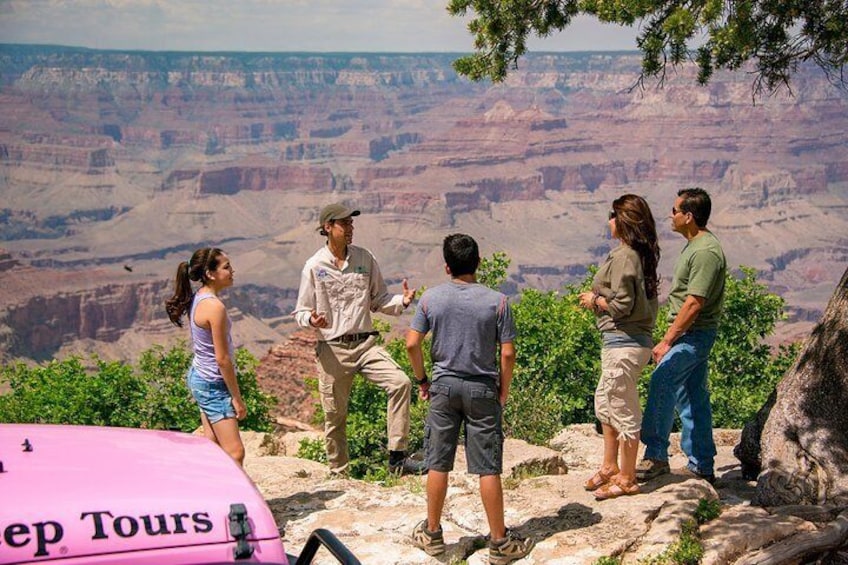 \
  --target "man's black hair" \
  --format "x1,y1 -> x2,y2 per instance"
677,187 -> 712,228
443,233 -> 479,277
